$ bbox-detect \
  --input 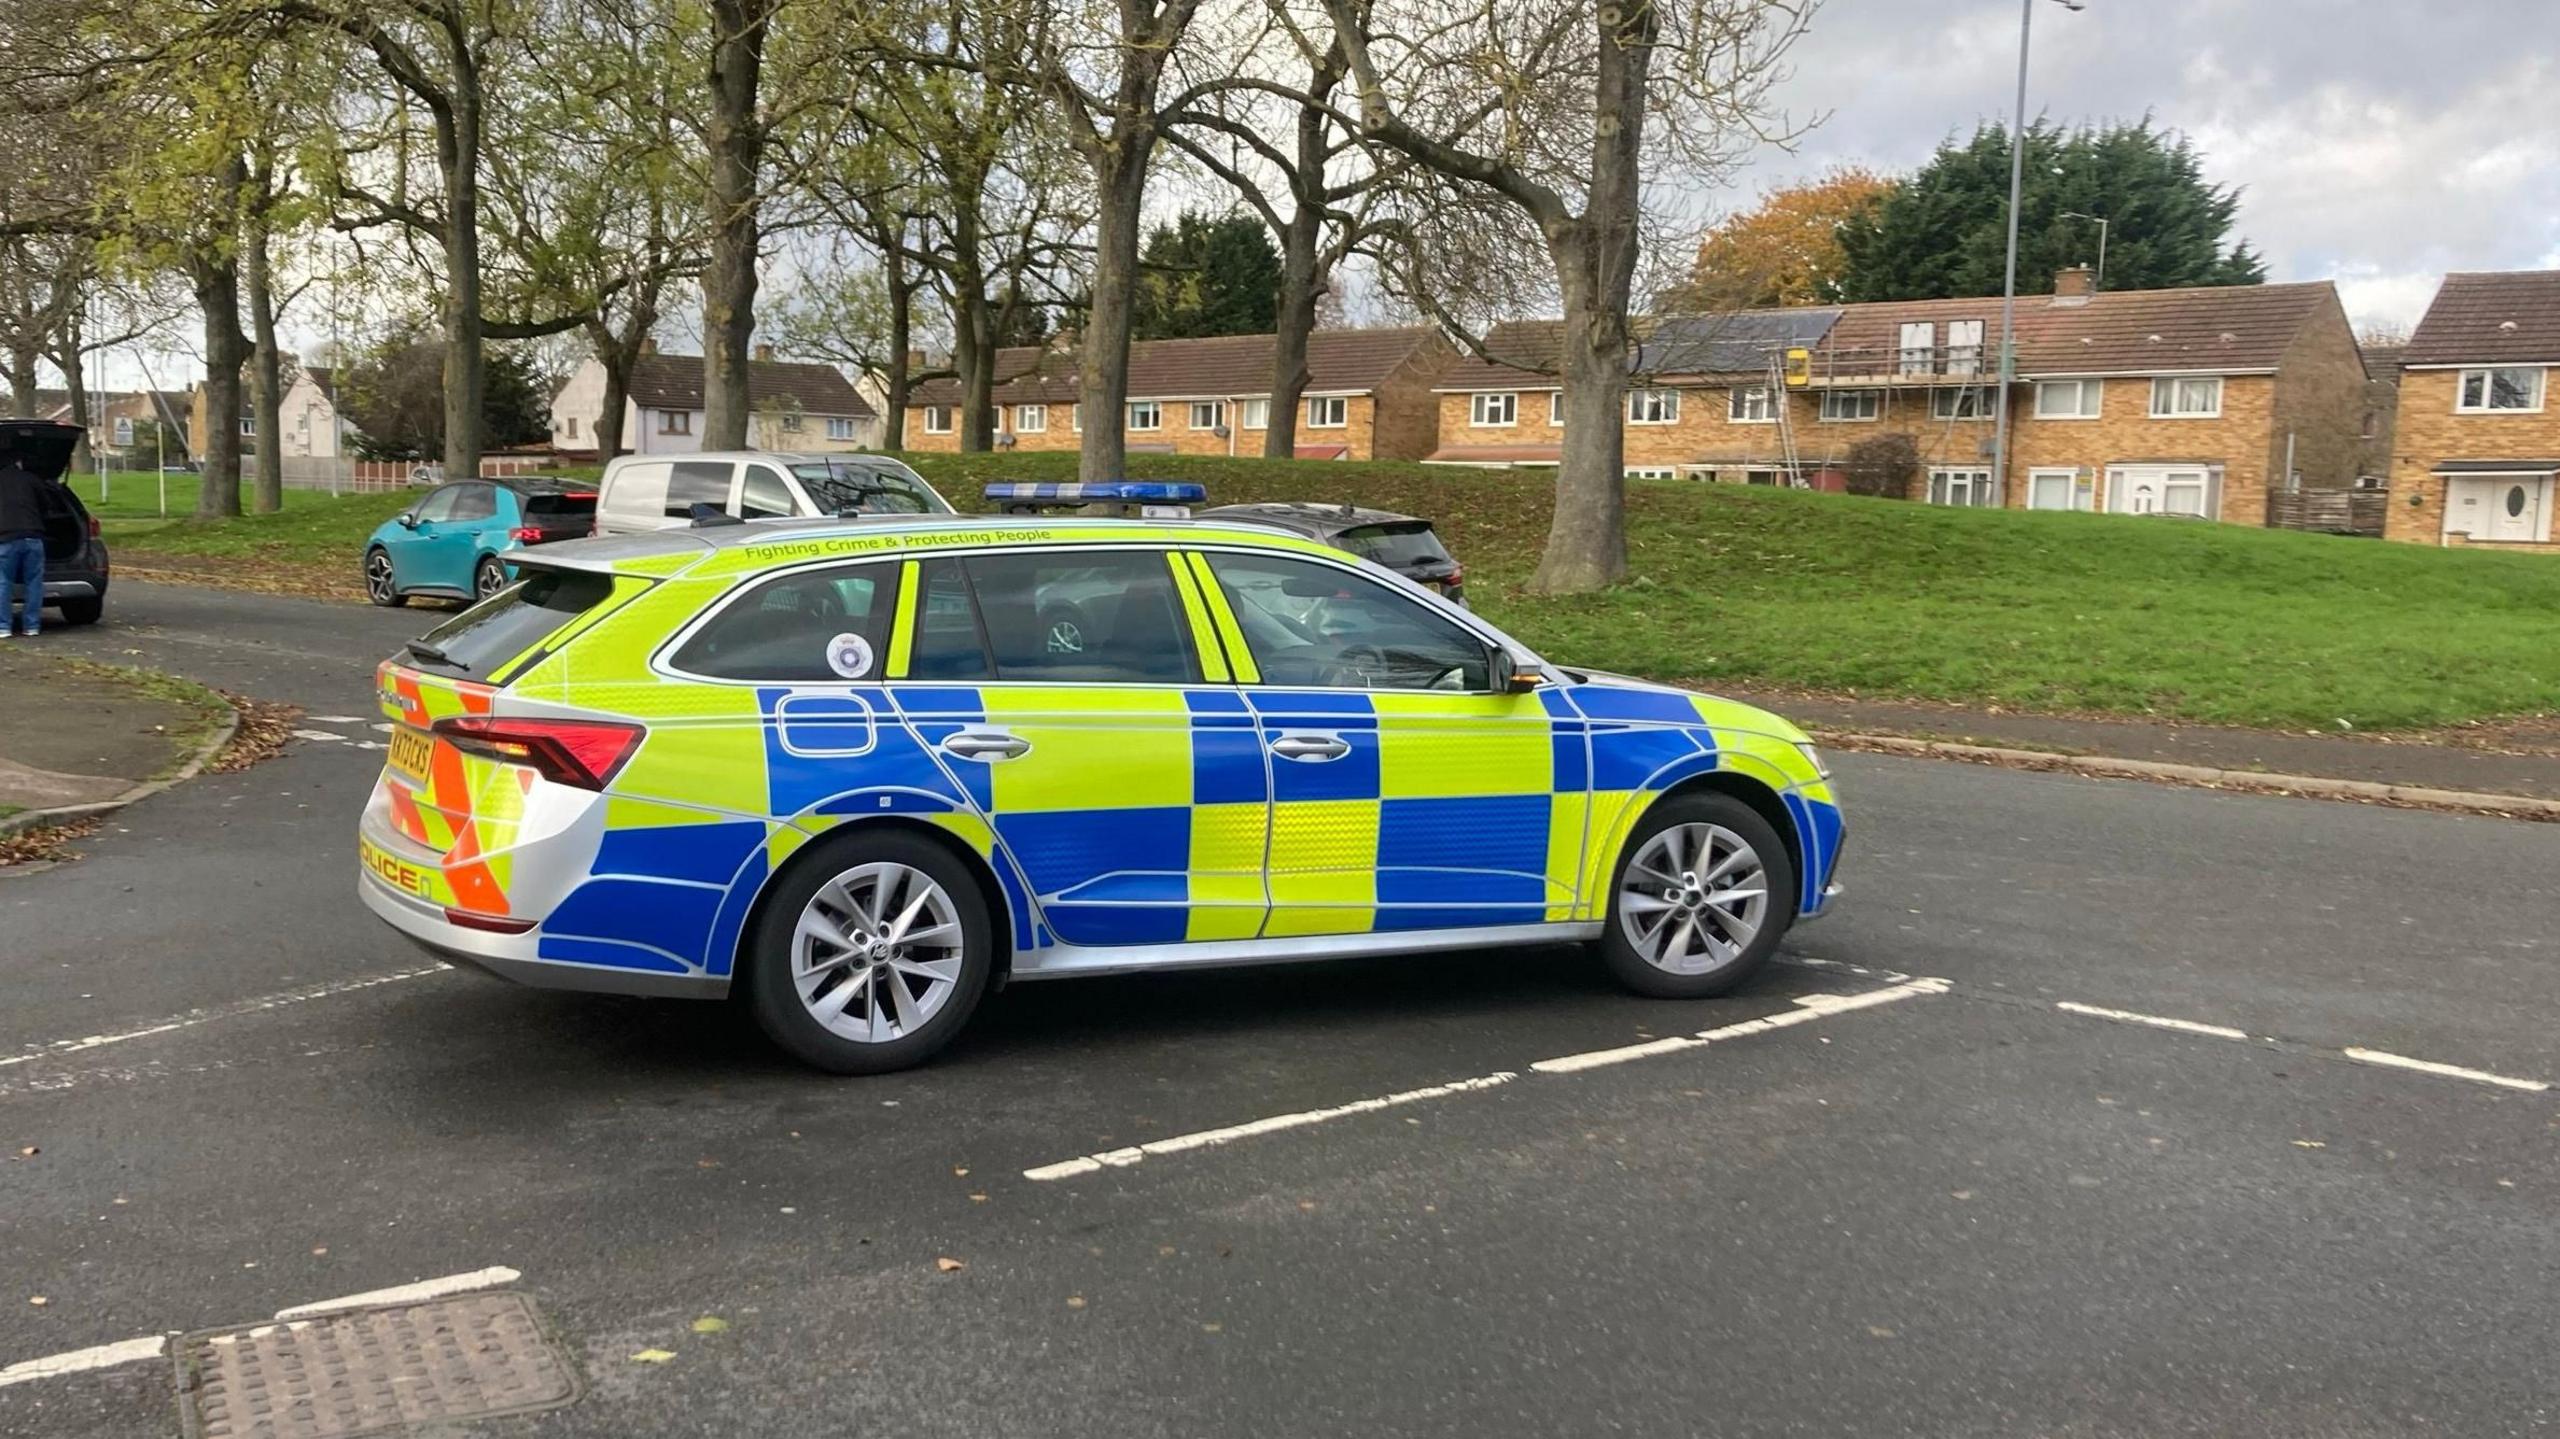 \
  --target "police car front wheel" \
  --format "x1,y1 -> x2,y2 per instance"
747,831 -> 995,1074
